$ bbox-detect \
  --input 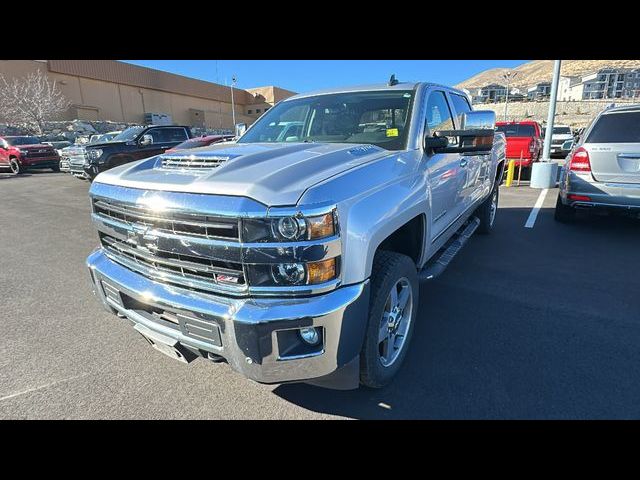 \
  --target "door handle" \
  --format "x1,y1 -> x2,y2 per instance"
460,158 -> 468,168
